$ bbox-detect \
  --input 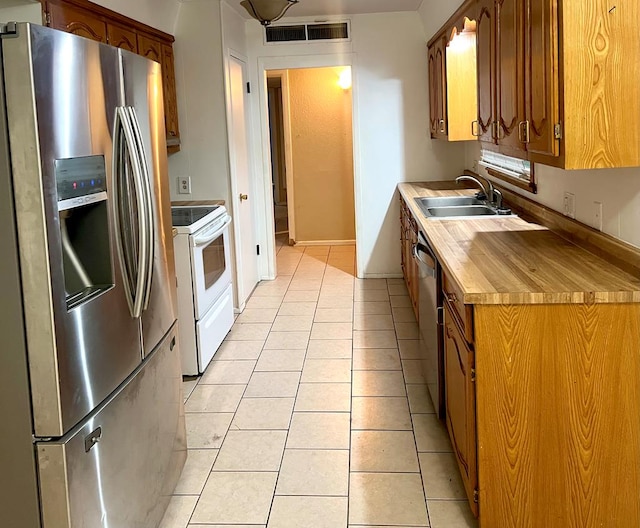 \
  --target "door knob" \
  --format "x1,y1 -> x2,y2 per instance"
240,194 -> 248,201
